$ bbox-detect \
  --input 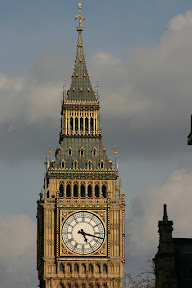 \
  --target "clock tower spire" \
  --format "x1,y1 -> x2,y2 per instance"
37,4 -> 125,288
